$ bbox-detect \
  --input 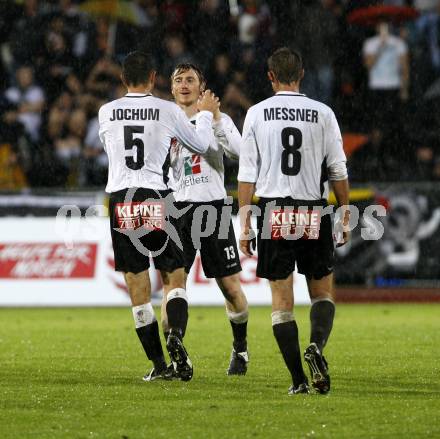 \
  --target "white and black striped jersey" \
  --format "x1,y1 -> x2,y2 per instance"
238,91 -> 346,200
98,92 -> 215,193
170,112 -> 241,202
